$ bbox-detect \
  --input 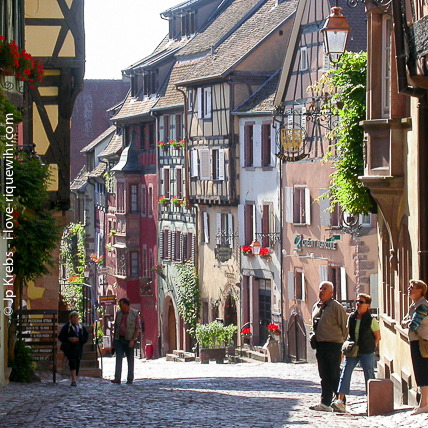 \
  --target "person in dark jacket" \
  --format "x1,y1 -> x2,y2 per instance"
332,293 -> 381,413
58,311 -> 88,386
